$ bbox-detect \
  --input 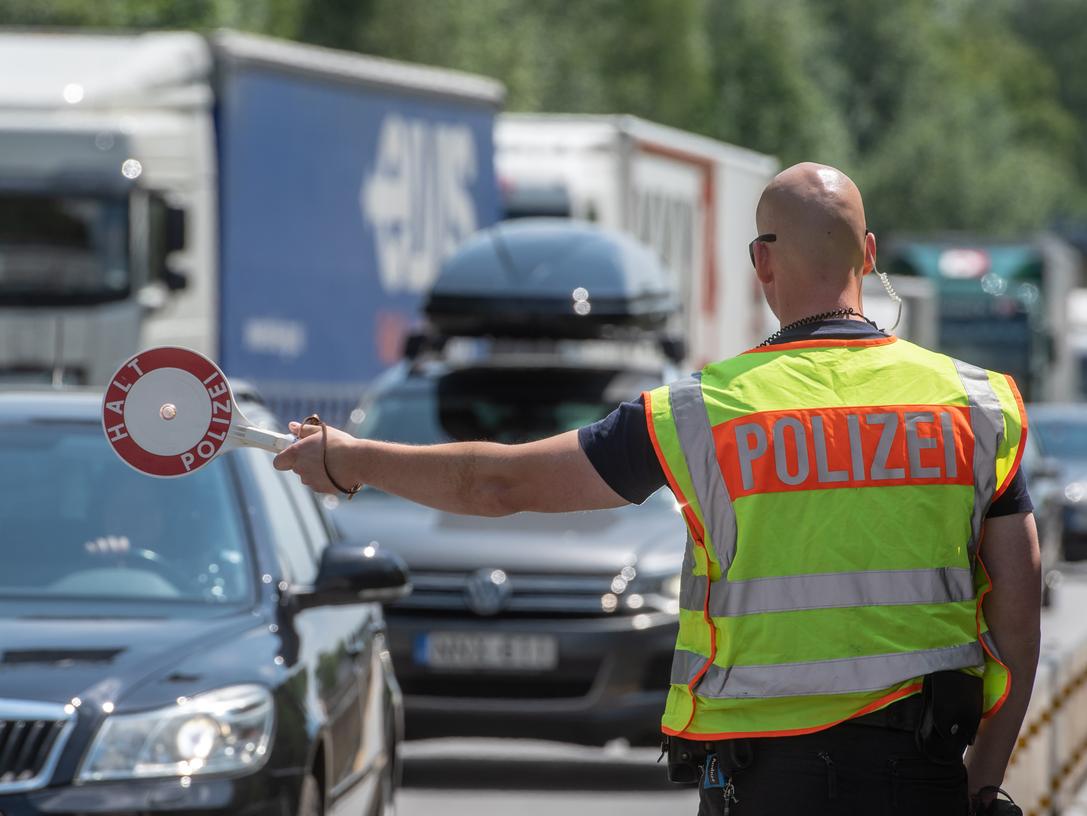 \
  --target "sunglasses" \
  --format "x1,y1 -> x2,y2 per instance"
748,229 -> 872,267
748,233 -> 777,267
